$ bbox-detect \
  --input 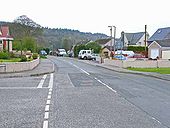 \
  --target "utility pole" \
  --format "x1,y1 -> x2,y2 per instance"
113,26 -> 116,53
108,26 -> 113,52
108,26 -> 116,59
145,25 -> 147,52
